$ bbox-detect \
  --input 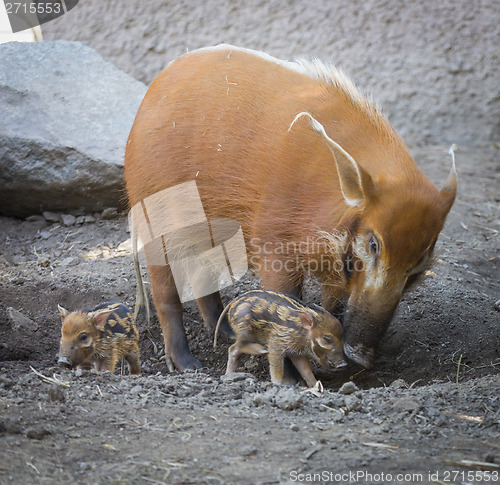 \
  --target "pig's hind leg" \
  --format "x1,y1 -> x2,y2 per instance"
226,340 -> 267,375
197,292 -> 234,338
225,343 -> 242,374
150,265 -> 201,372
